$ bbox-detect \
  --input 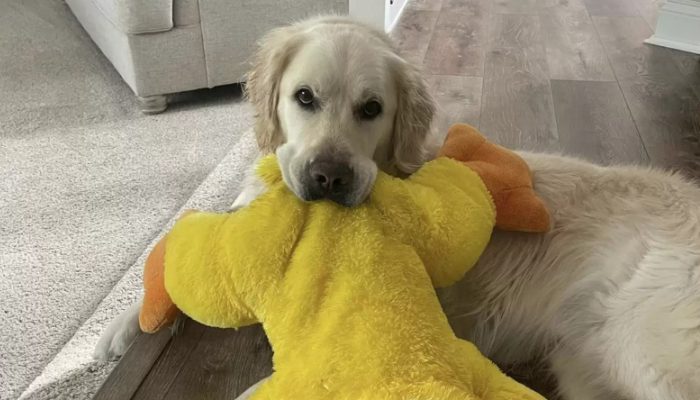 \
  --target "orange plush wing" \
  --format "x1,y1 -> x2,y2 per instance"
138,210 -> 199,333
139,235 -> 180,333
439,124 -> 551,233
